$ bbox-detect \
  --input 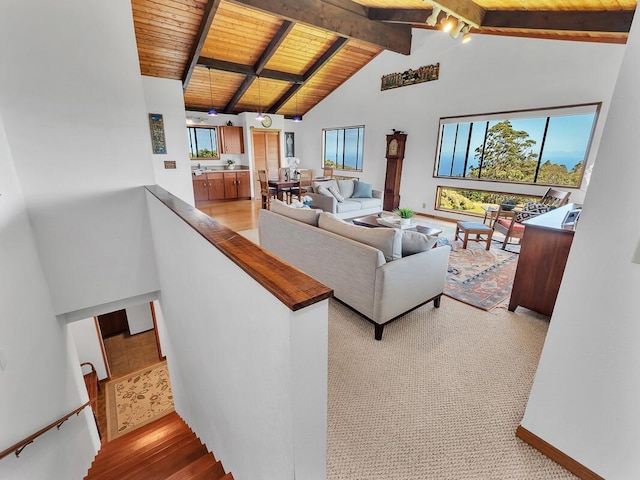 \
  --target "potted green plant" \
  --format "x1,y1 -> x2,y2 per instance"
393,207 -> 415,226
226,159 -> 236,170
501,198 -> 517,211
